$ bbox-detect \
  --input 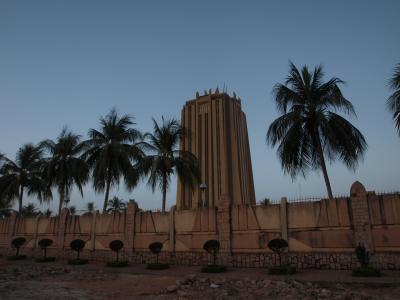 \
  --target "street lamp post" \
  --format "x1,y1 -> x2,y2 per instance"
199,183 -> 208,208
